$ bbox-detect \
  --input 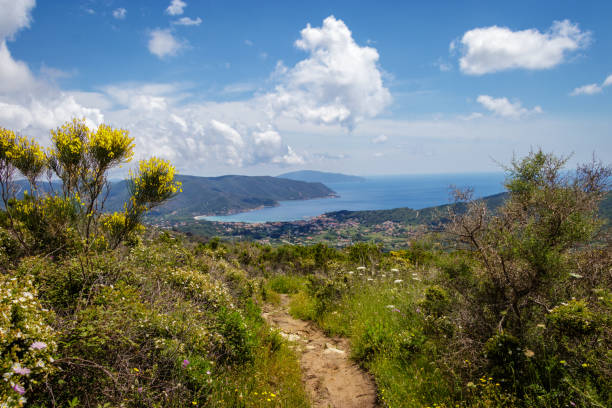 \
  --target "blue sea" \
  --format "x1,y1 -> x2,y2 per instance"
199,173 -> 507,223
